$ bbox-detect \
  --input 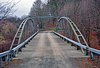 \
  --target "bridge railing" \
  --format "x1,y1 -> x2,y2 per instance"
0,31 -> 38,68
12,31 -> 38,51
54,31 -> 100,62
